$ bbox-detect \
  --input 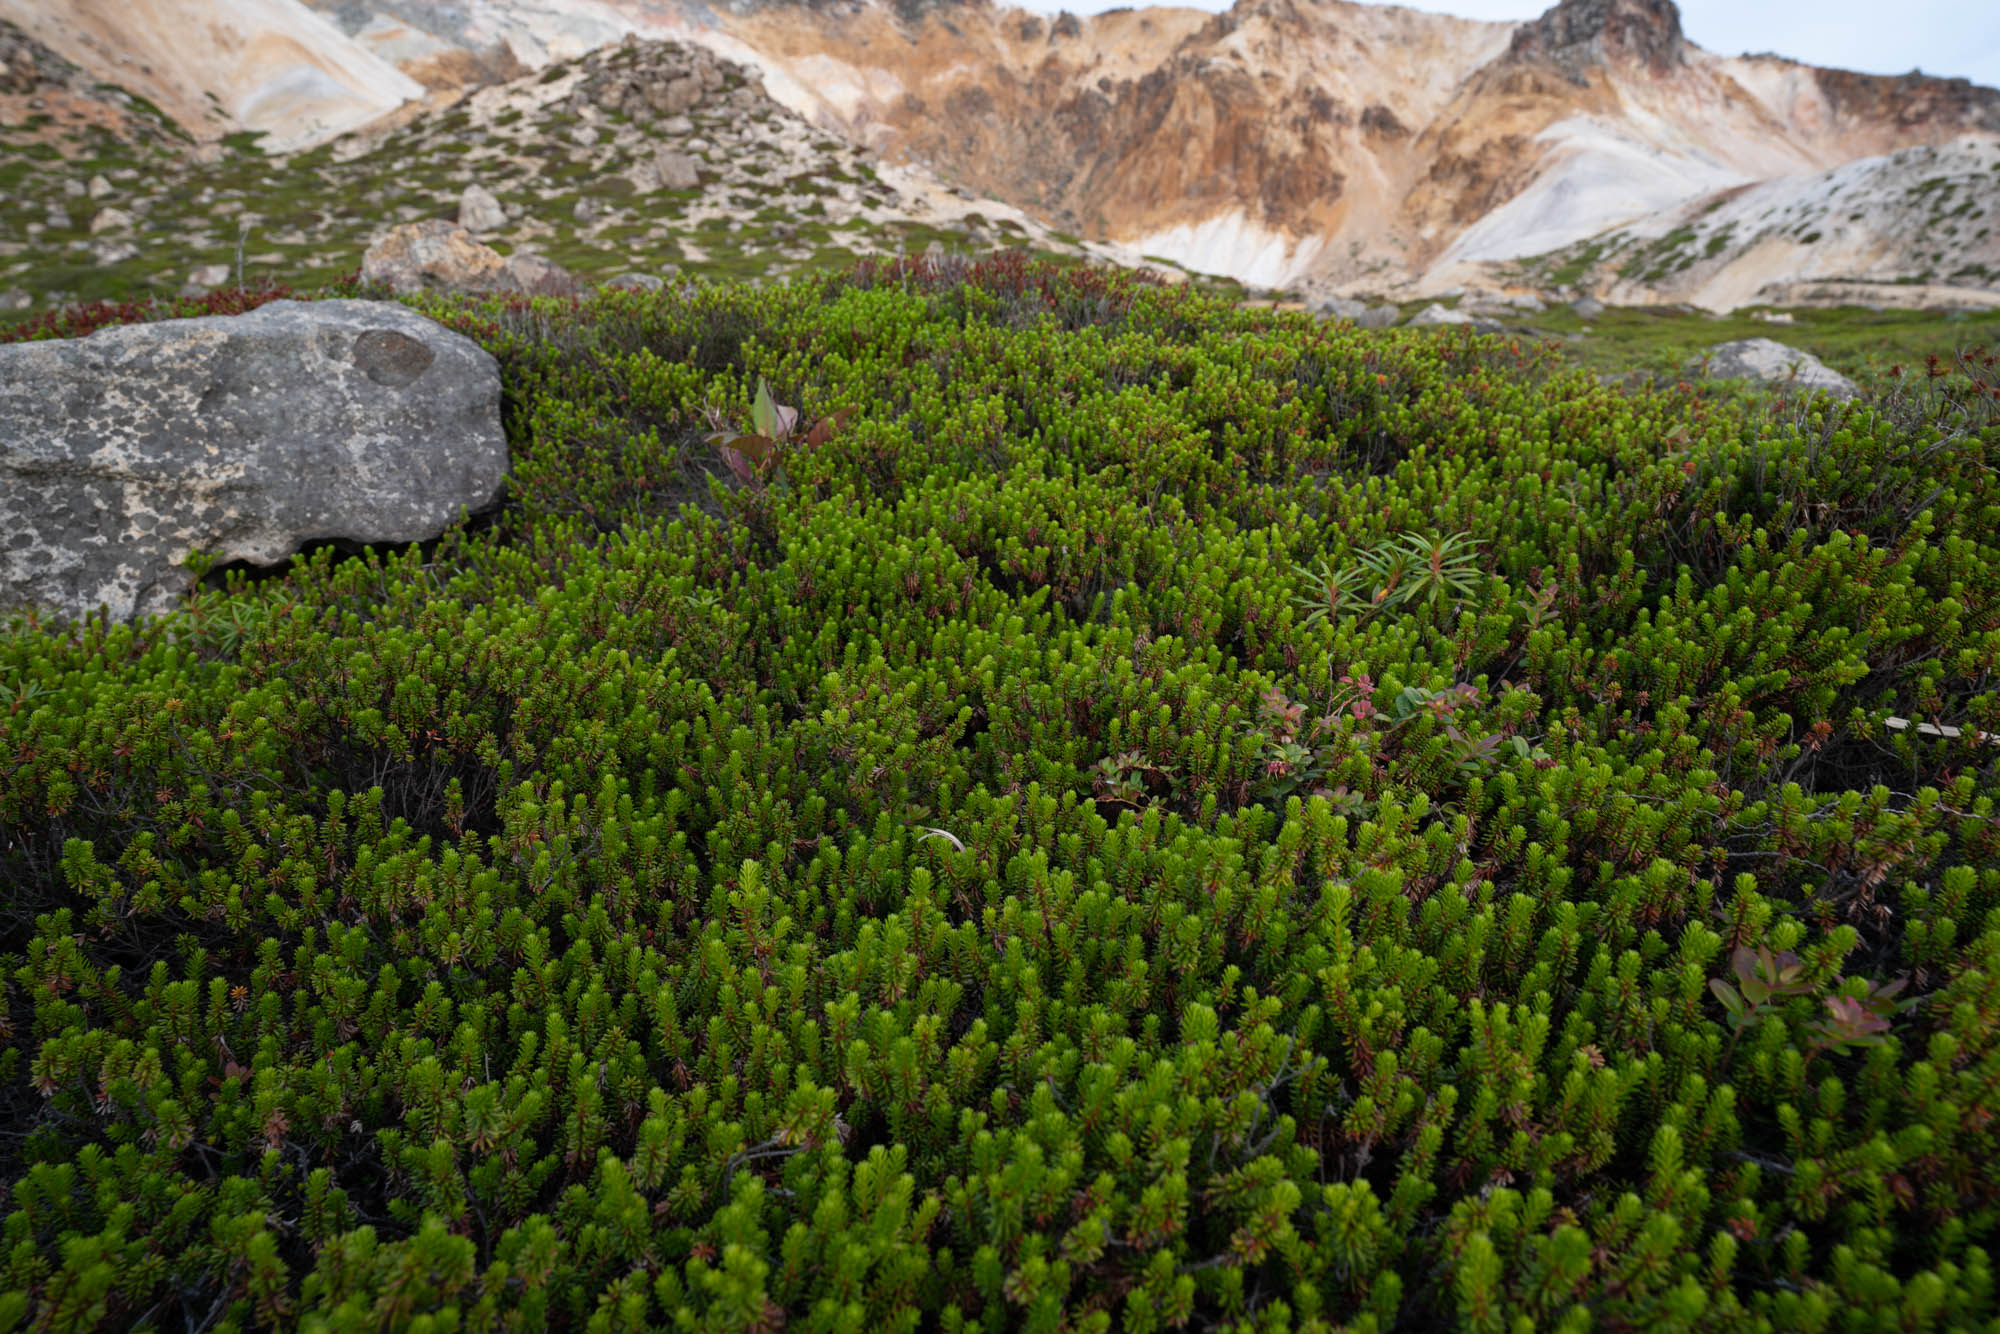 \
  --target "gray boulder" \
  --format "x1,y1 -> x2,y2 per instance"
1407,302 -> 1472,327
653,150 -> 702,191
1309,295 -> 1368,322
457,183 -> 508,233
0,300 -> 507,624
605,272 -> 666,292
1690,338 -> 1859,400
1408,303 -> 1503,333
1355,305 -> 1401,329
1570,295 -> 1605,320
